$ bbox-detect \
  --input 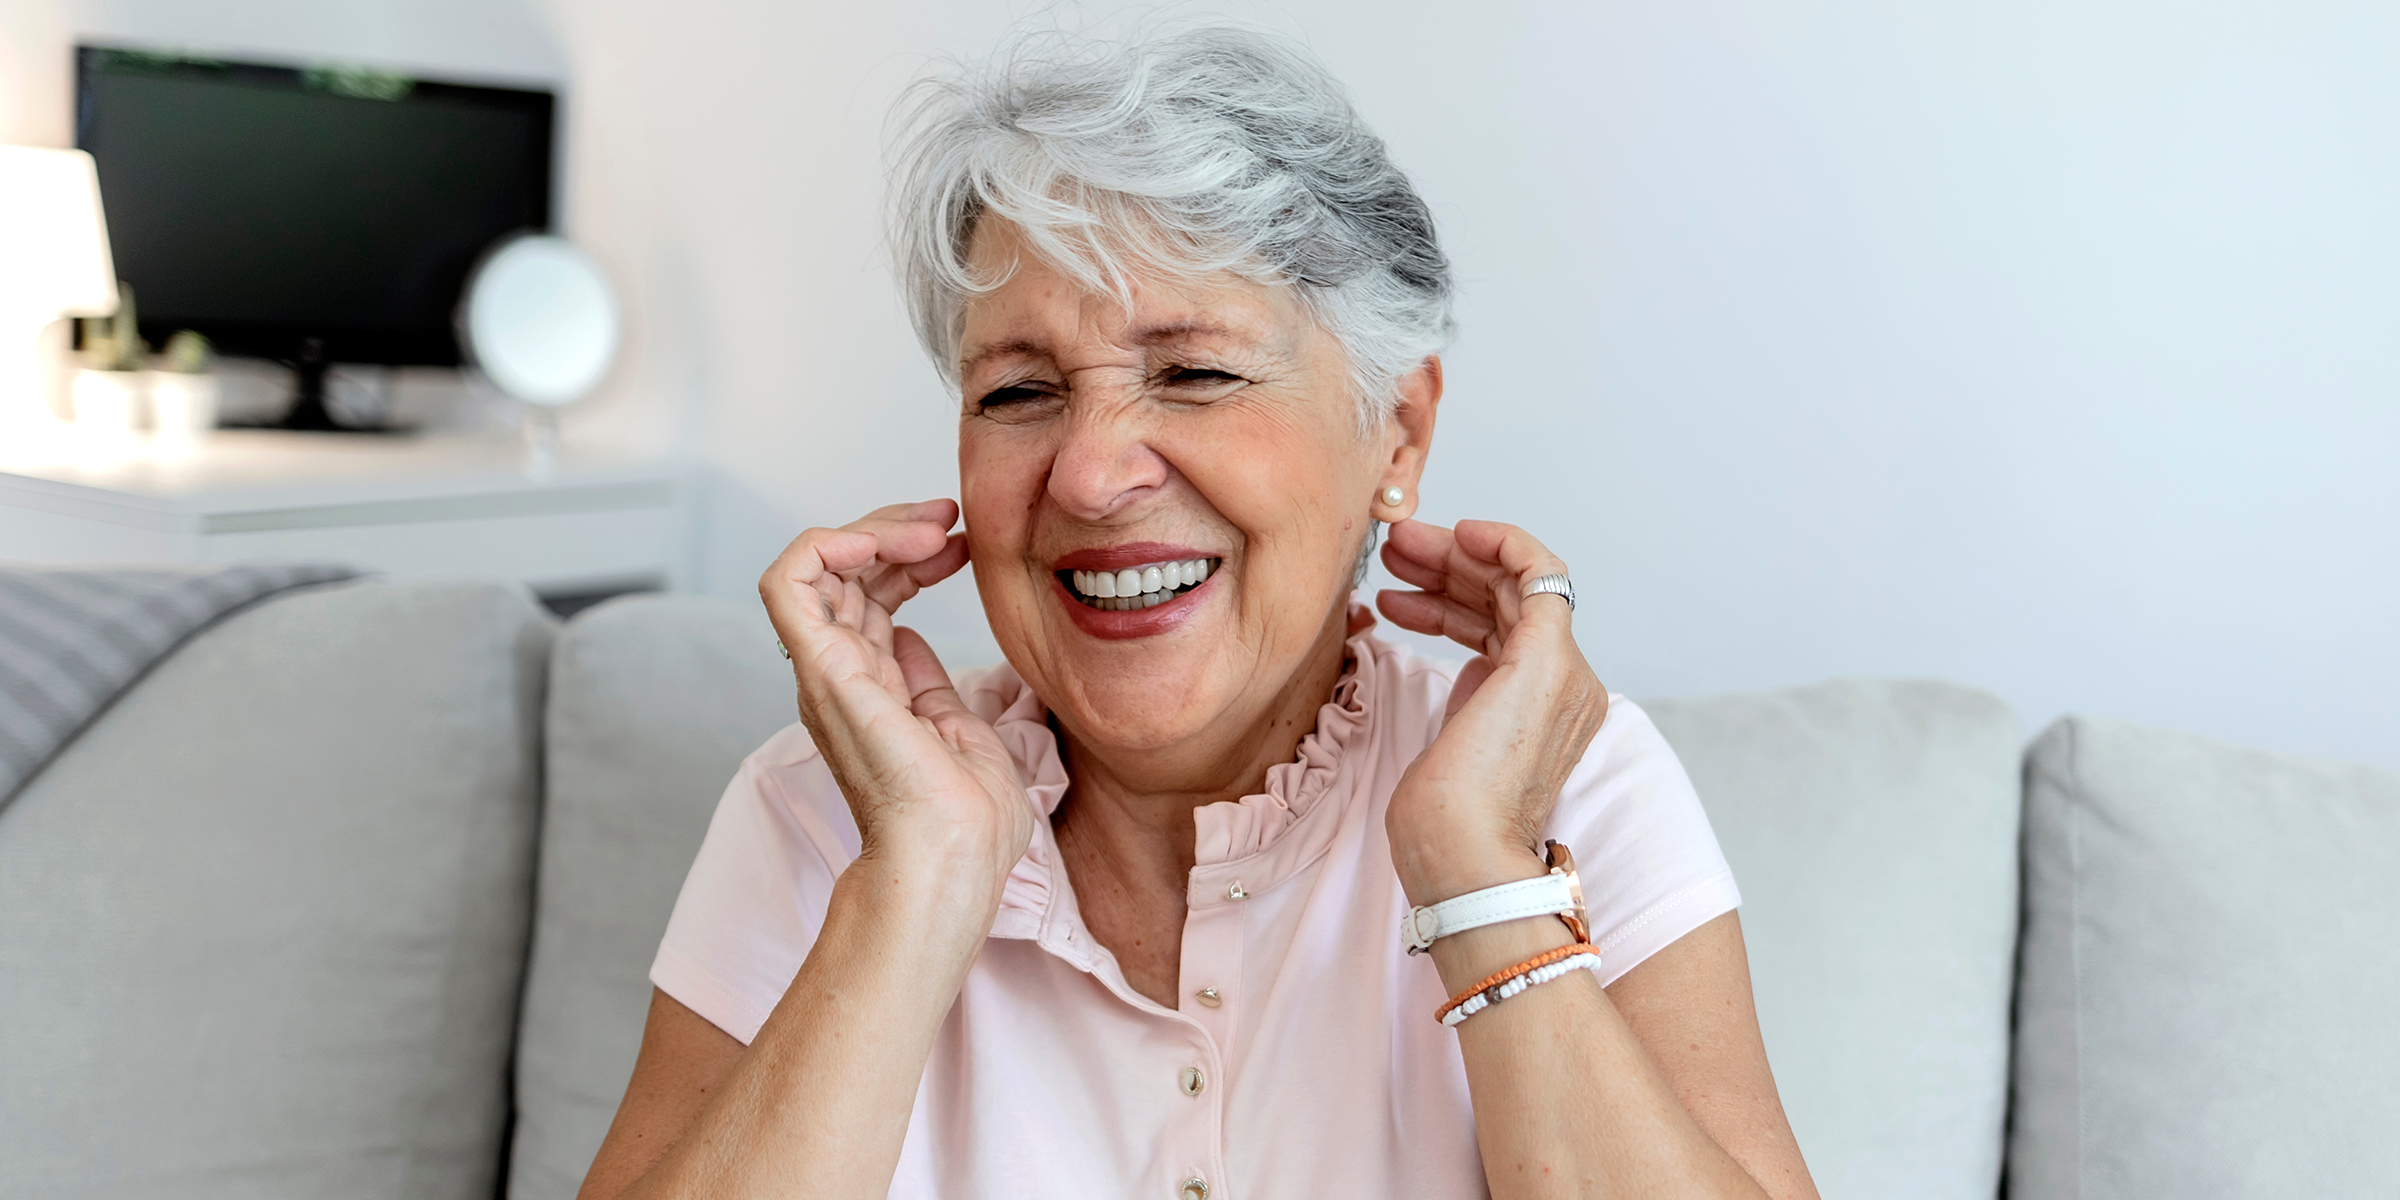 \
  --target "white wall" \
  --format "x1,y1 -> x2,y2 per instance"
542,0 -> 2398,769
7,0 -> 2392,769
0,0 -> 564,145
